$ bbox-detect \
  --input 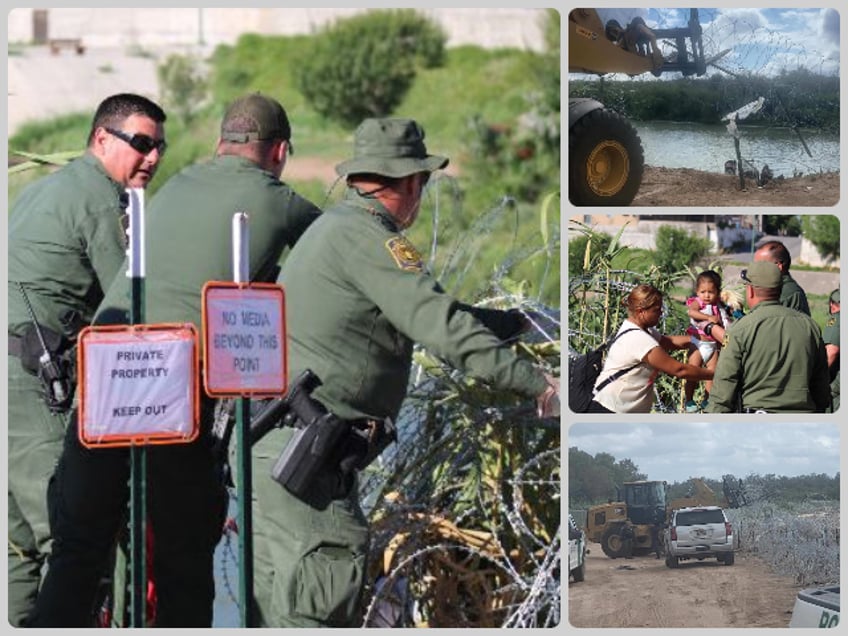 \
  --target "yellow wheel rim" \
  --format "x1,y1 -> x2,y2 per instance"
606,533 -> 623,552
586,141 -> 630,197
